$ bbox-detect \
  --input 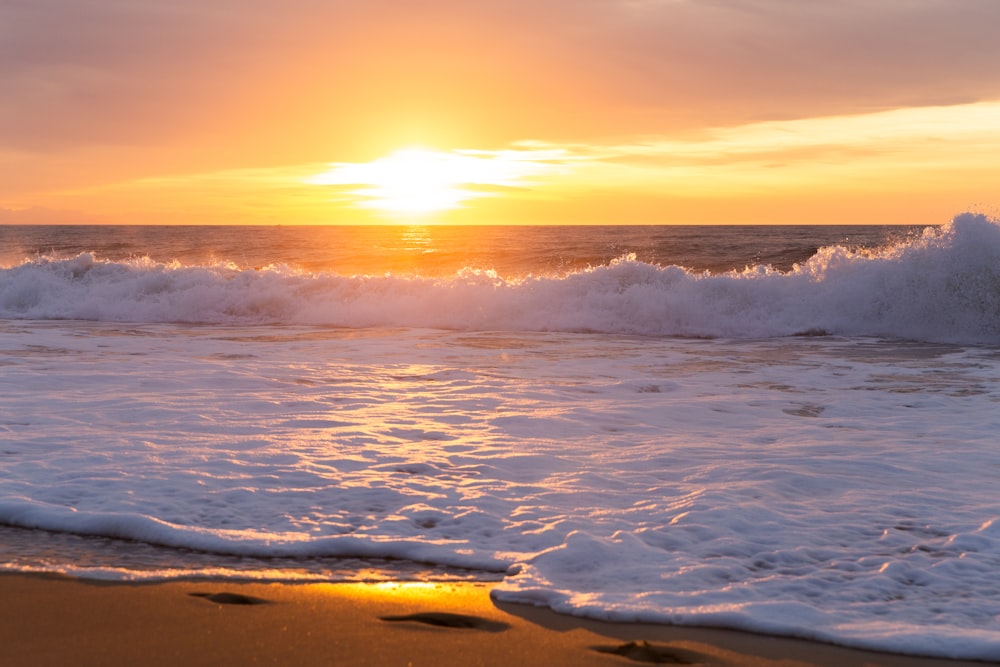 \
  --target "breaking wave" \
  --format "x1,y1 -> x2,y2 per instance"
2,213 -> 999,344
